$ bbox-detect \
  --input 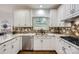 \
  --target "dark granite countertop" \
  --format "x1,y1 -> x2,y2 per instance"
60,36 -> 79,46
